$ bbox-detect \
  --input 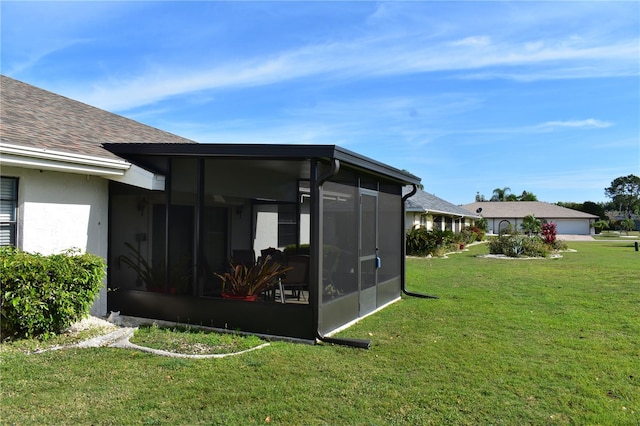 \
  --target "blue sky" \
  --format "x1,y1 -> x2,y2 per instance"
2,1 -> 638,205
